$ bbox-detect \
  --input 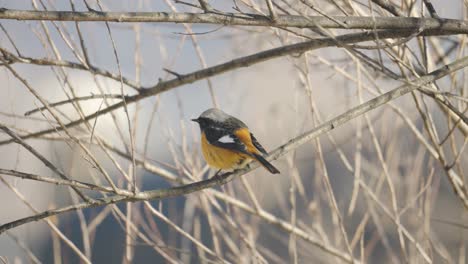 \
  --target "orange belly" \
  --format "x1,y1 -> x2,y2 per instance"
201,133 -> 251,170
